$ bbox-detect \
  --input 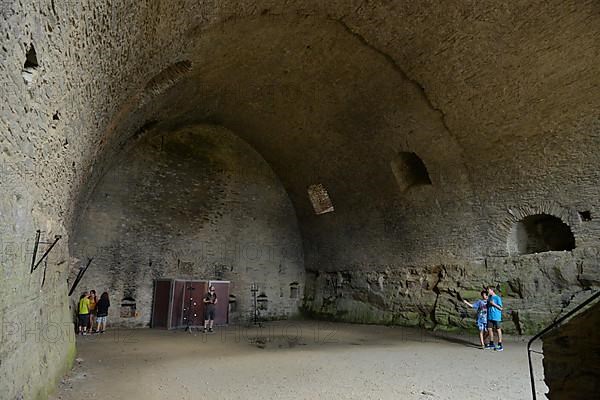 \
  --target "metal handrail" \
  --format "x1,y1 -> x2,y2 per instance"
527,289 -> 600,399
